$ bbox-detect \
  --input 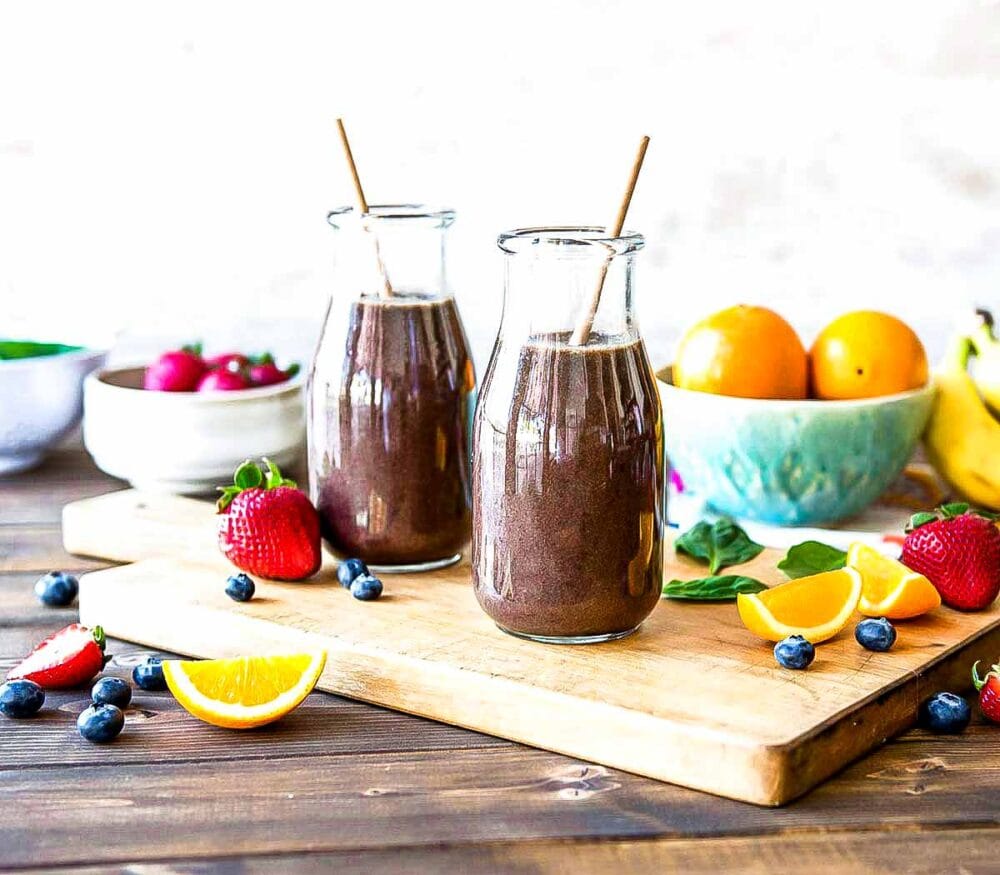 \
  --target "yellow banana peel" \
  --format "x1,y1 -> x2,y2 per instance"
924,336 -> 1000,511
